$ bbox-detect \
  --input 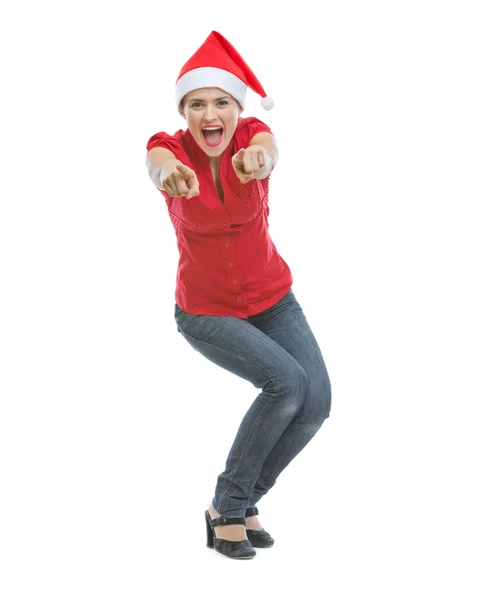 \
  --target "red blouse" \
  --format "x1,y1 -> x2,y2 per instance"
146,116 -> 293,318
